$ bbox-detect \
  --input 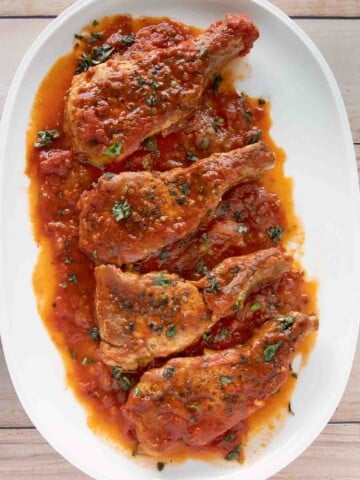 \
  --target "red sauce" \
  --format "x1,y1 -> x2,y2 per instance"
26,15 -> 318,463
